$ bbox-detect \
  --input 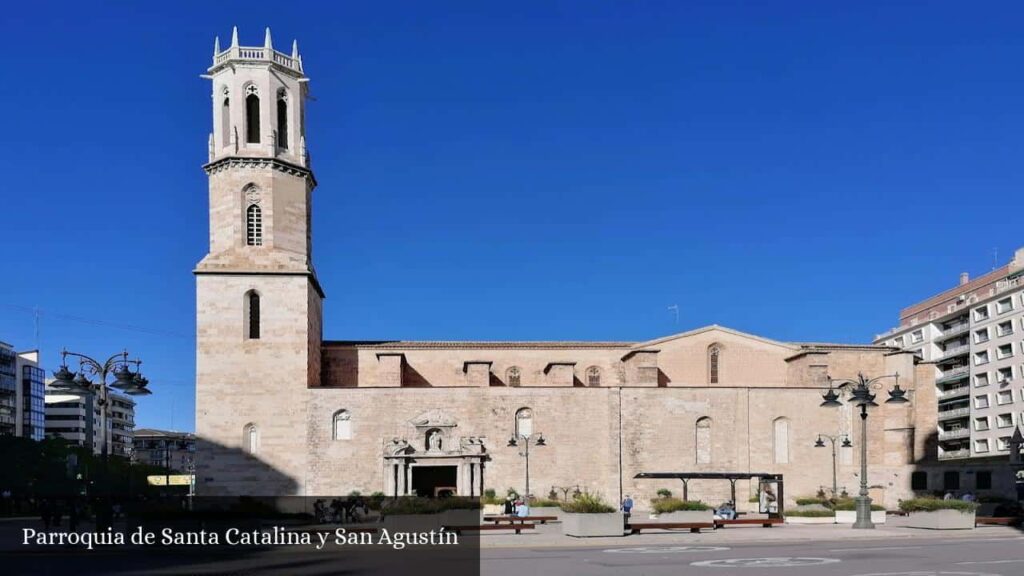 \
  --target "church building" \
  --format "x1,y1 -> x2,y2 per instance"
194,29 -> 939,509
